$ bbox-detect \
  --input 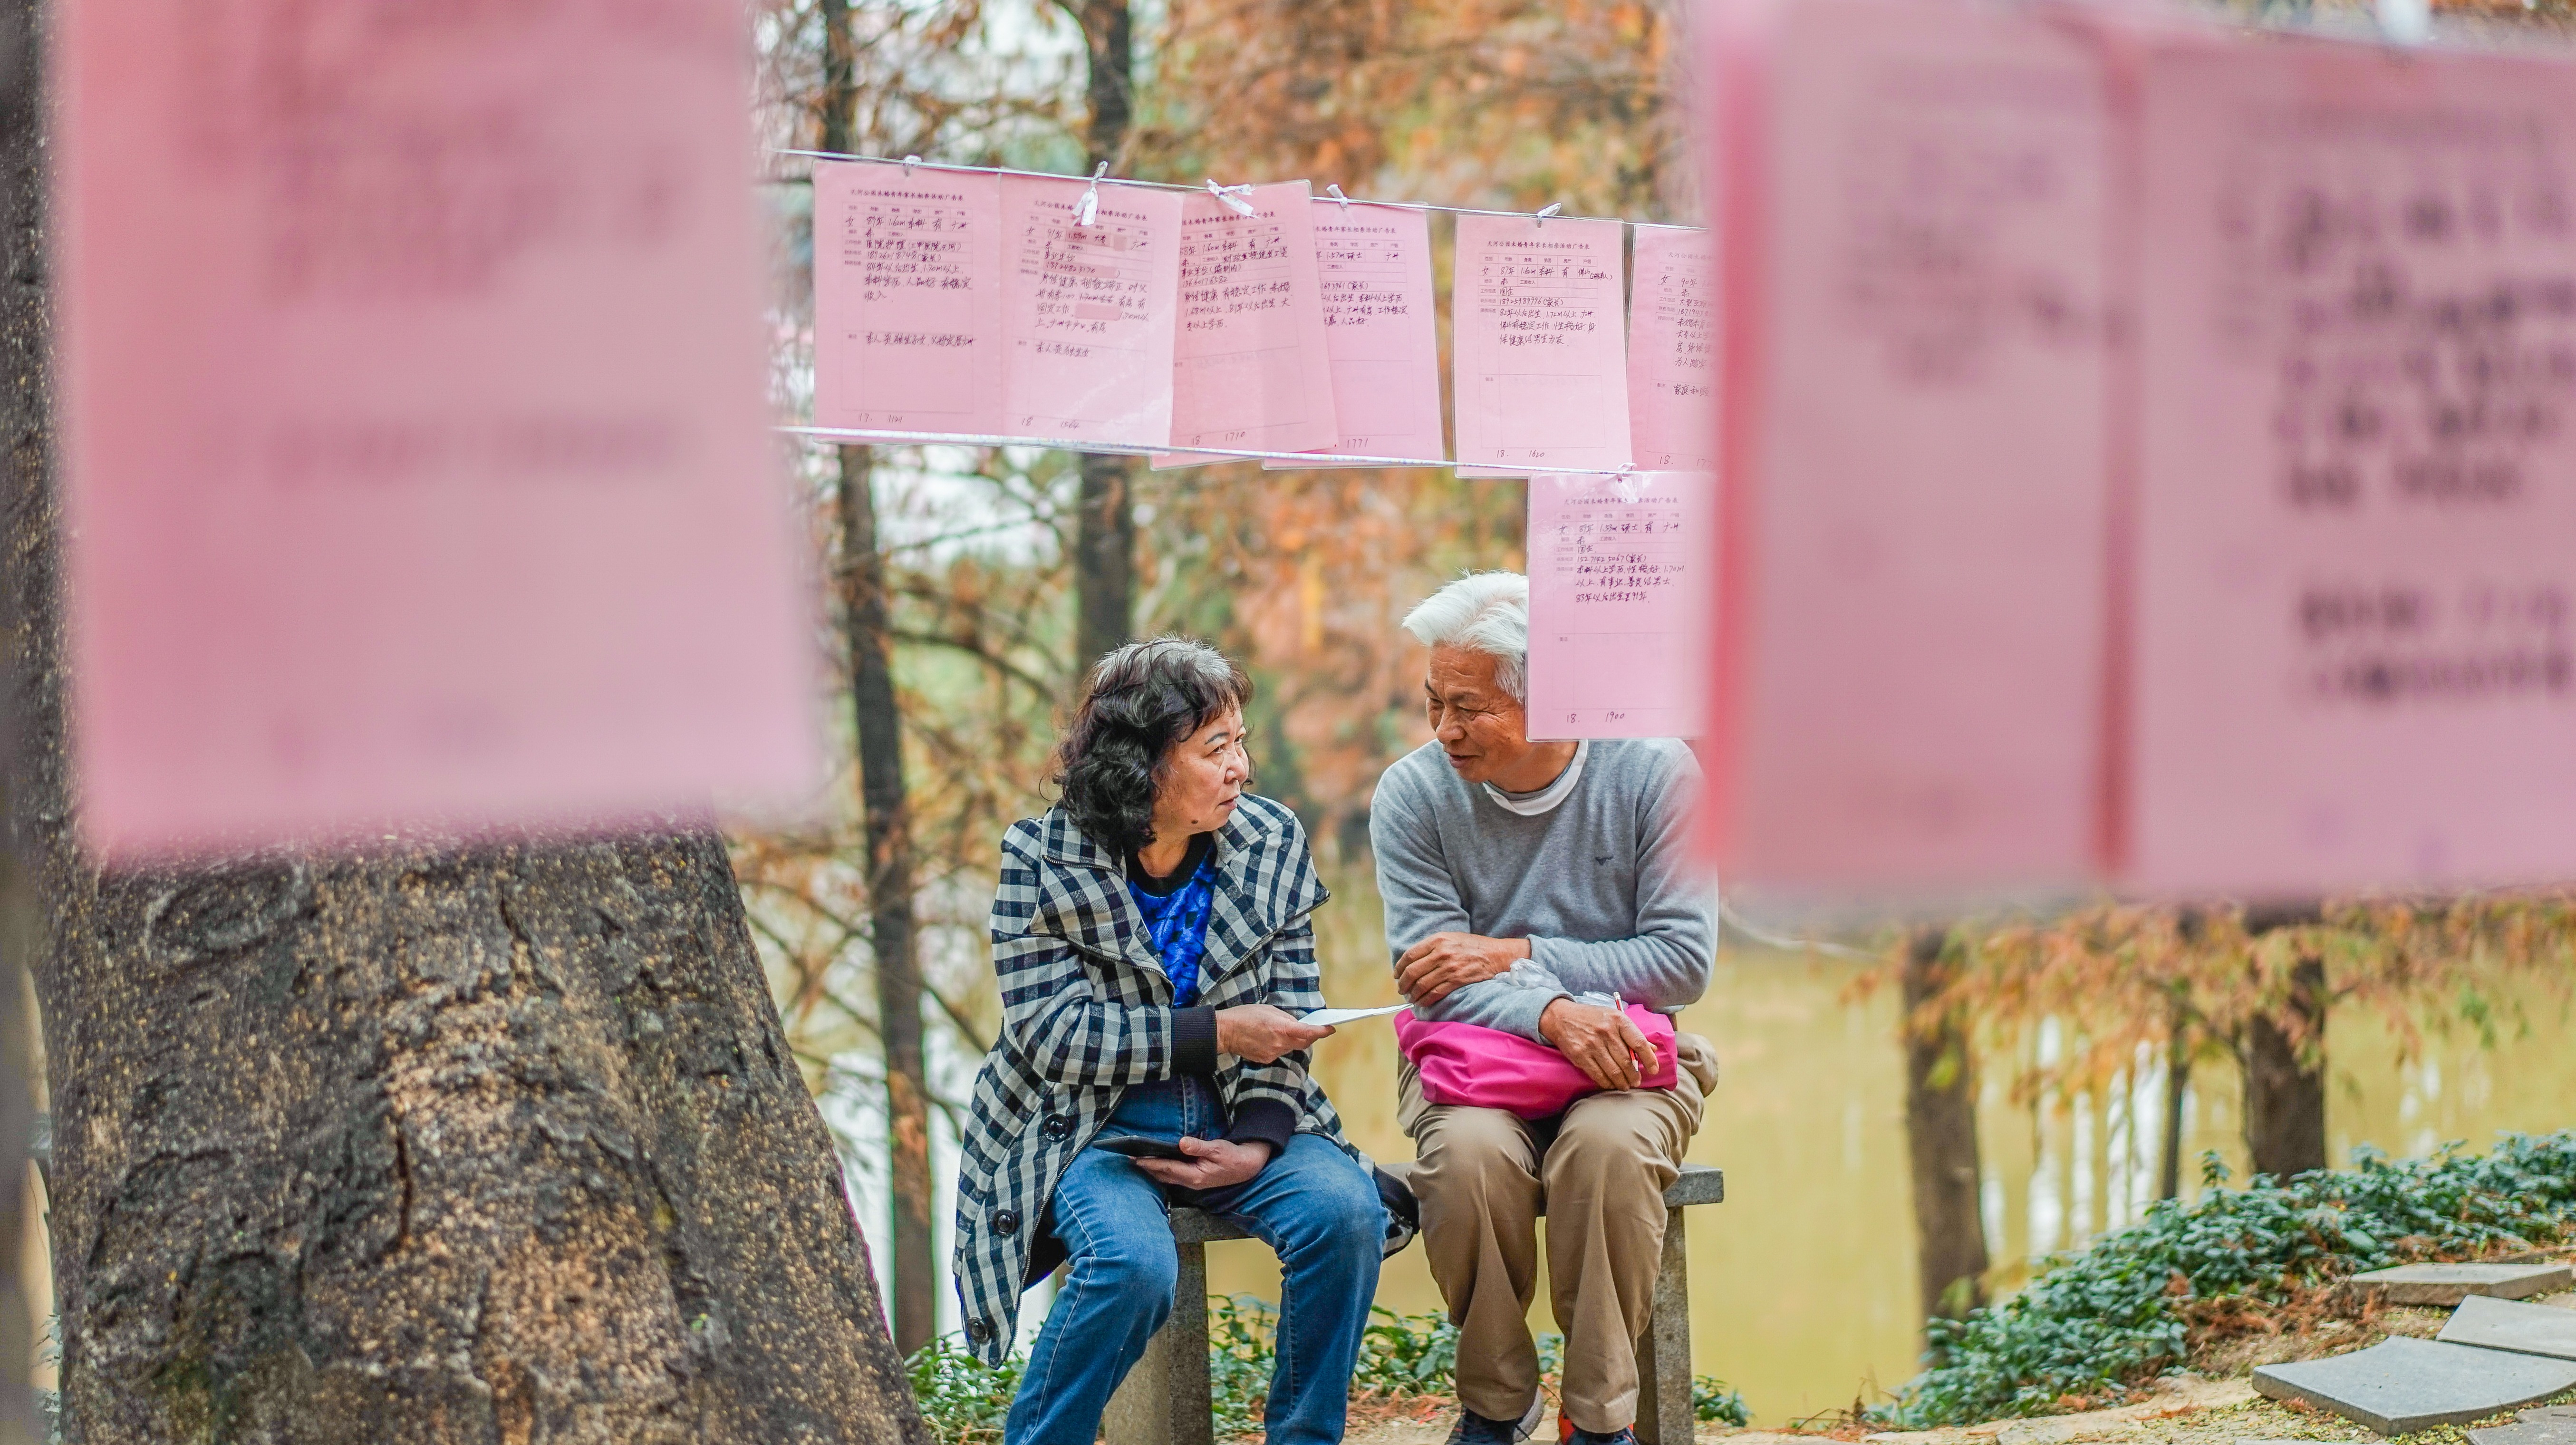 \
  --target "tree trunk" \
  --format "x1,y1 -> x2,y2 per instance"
2156,1013 -> 2188,1203
1073,455 -> 1136,673
835,446 -> 936,1358
813,0 -> 938,1361
1070,0 -> 1137,676
2239,902 -> 2328,1180
3,6 -> 930,1437
1900,928 -> 1988,1329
